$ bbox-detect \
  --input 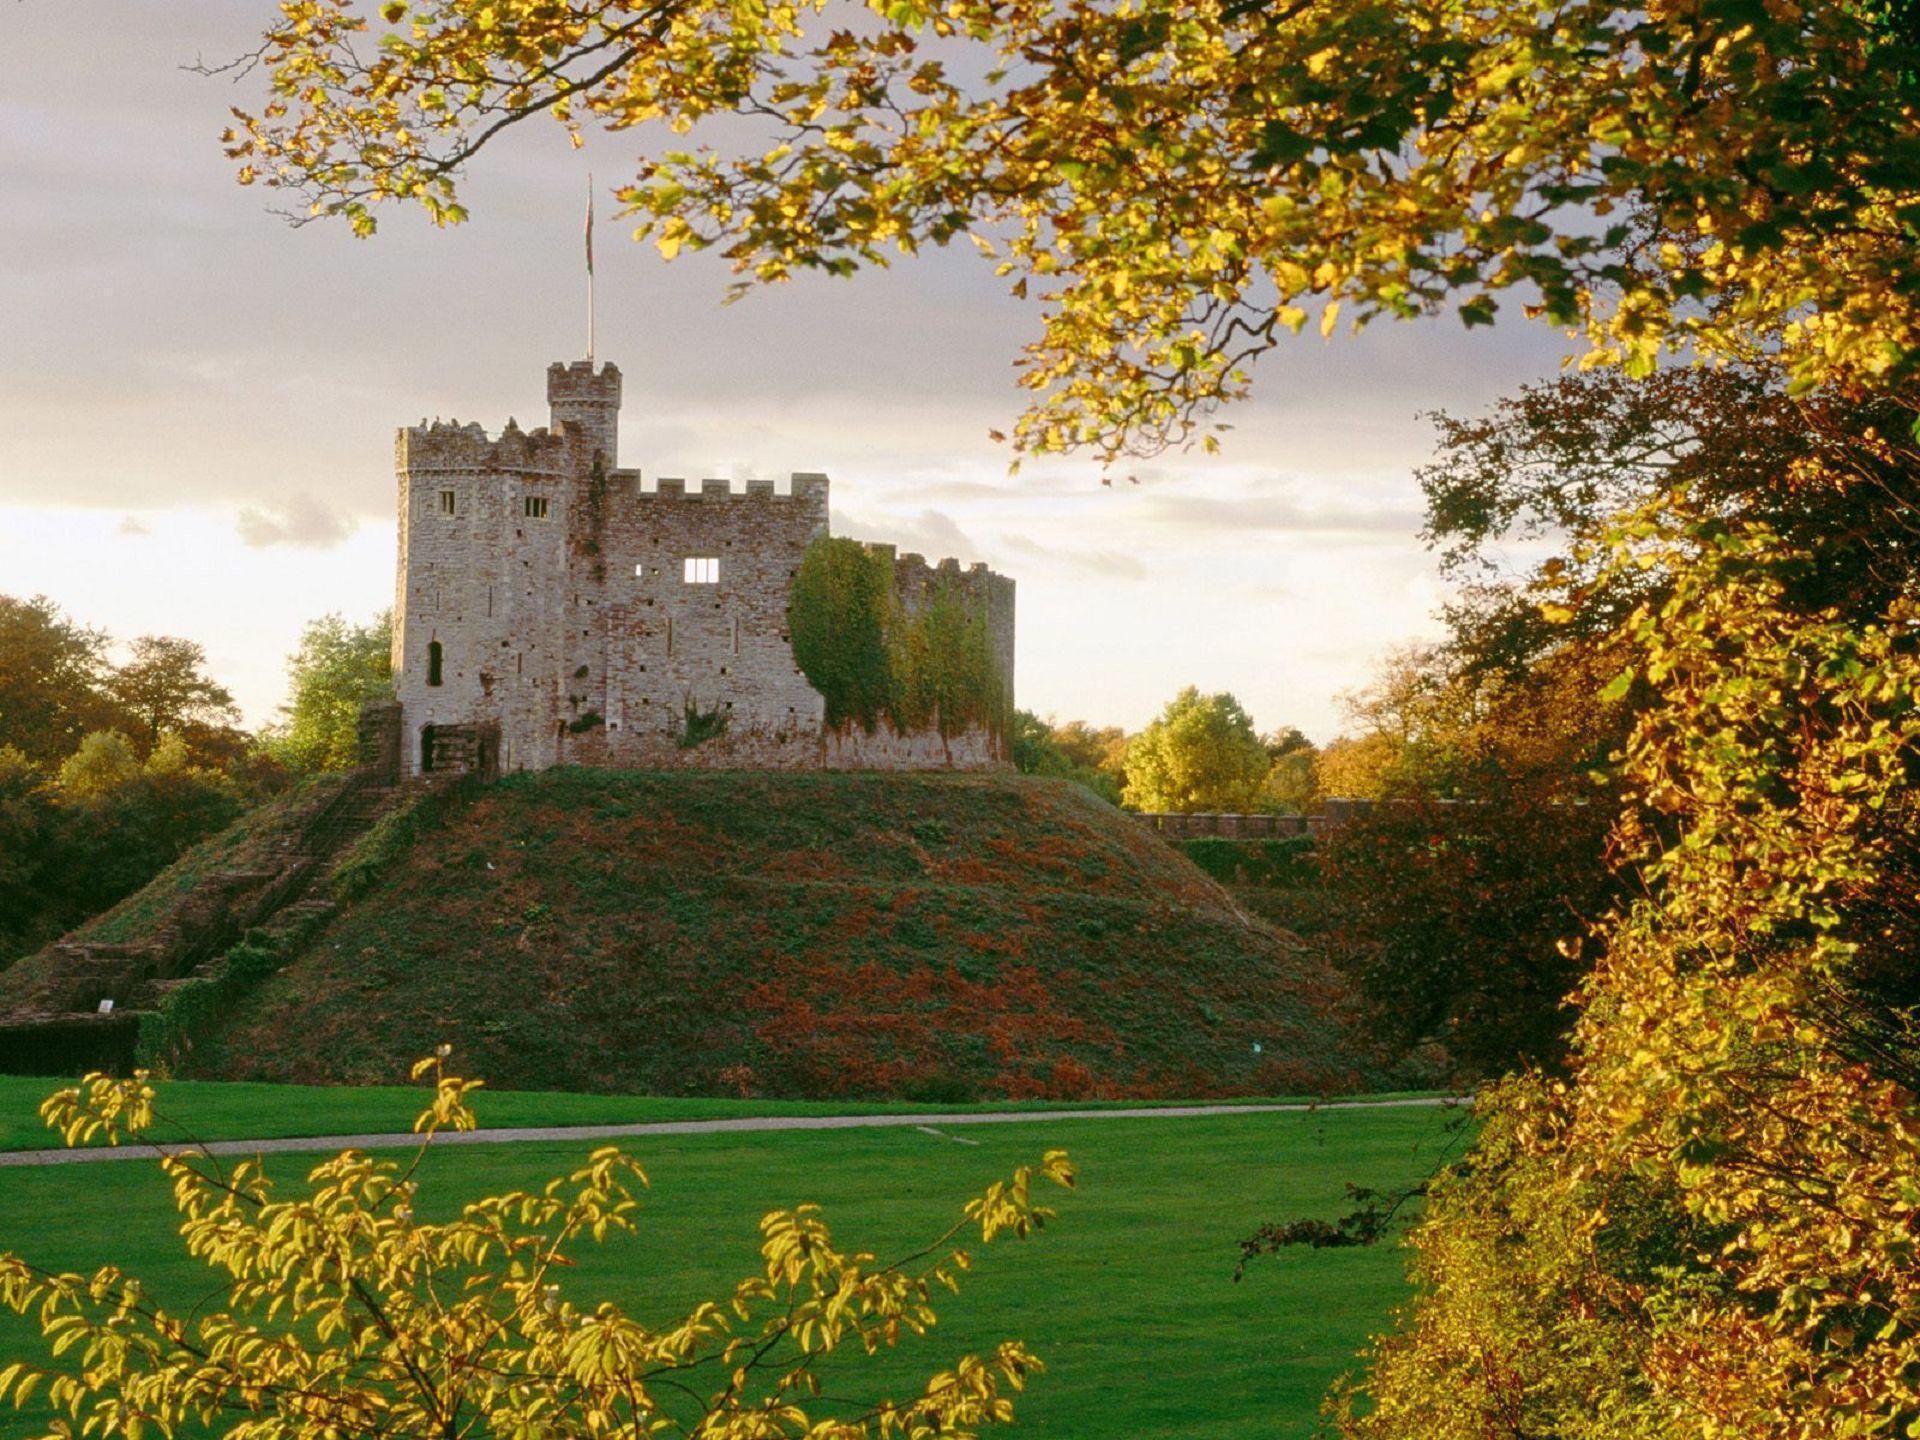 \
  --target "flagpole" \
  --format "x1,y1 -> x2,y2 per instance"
585,172 -> 596,364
